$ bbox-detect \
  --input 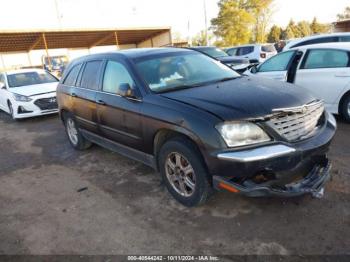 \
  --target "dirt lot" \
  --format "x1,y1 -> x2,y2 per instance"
0,111 -> 349,256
